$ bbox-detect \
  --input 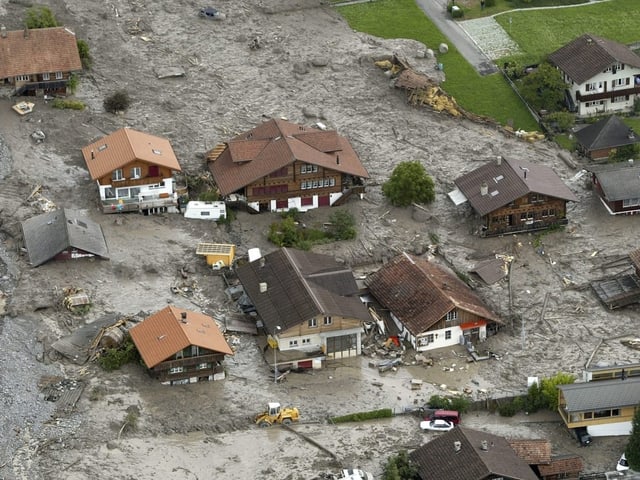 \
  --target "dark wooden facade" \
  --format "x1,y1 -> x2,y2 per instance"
148,349 -> 227,385
481,194 -> 569,237
591,173 -> 640,215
